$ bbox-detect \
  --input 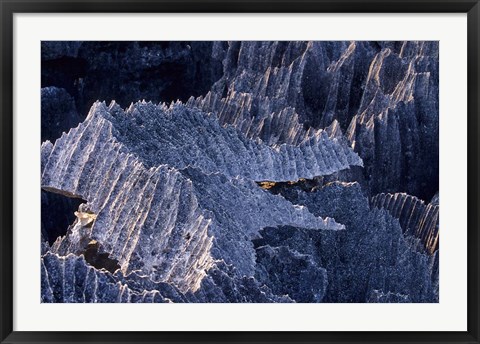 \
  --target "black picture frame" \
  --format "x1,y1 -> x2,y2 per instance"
1,1 -> 479,343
